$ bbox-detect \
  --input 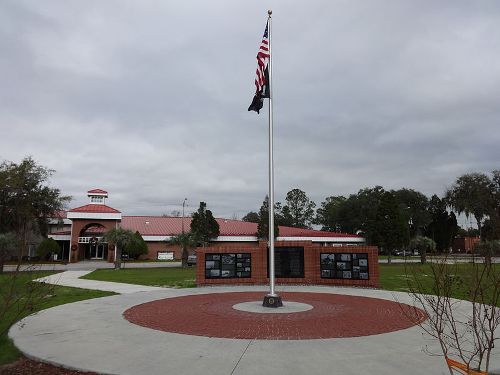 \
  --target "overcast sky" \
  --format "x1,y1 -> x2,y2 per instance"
1,1 -> 499,226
